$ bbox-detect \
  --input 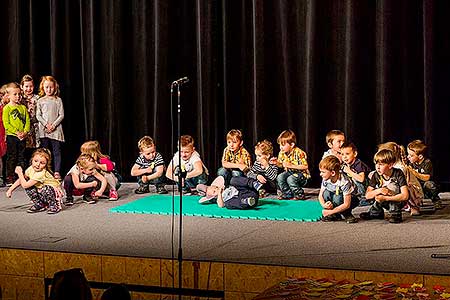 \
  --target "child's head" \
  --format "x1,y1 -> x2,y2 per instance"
226,129 -> 243,152
373,149 -> 396,176
138,136 -> 156,160
39,75 -> 60,97
5,82 -> 21,104
31,148 -> 52,173
197,176 -> 225,203
20,74 -> 34,96
340,141 -> 358,165
377,142 -> 401,163
407,140 -> 427,164
0,84 -> 9,104
277,130 -> 296,153
80,140 -> 105,160
76,154 -> 97,175
325,130 -> 345,151
254,140 -> 273,162
179,135 -> 195,160
319,155 -> 341,181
